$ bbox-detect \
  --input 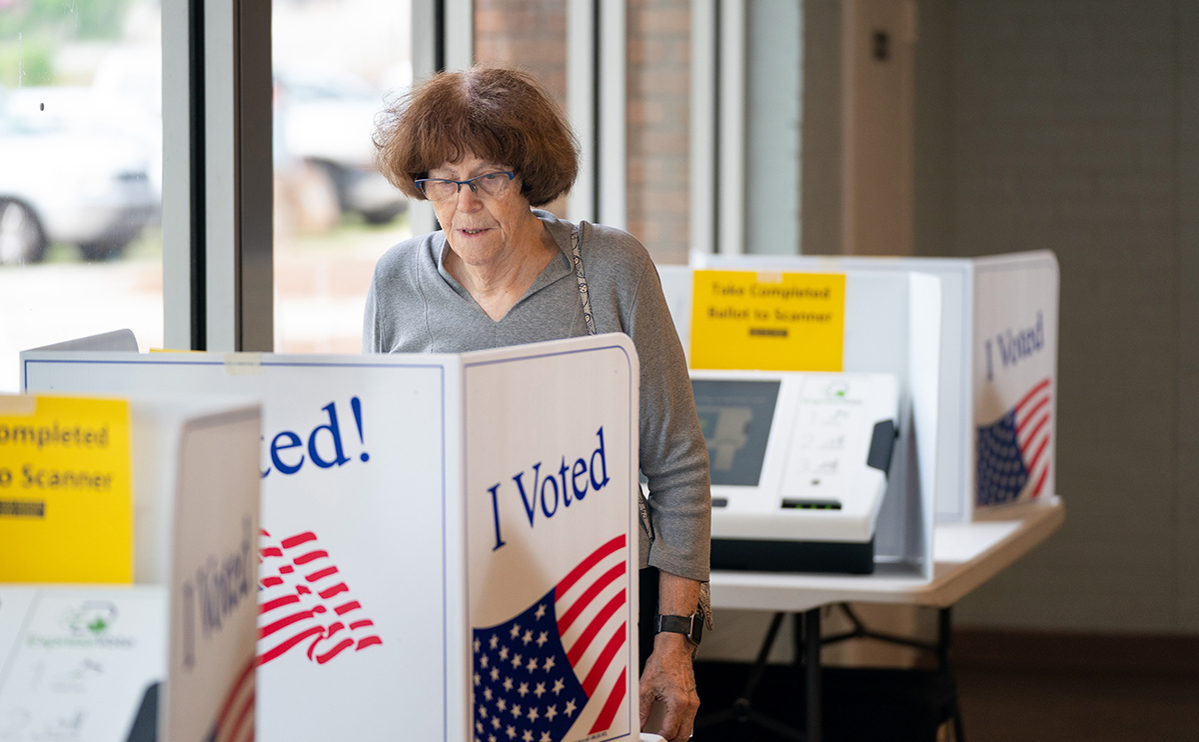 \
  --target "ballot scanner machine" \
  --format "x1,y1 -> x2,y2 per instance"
662,266 -> 944,580
693,370 -> 899,575
686,252 -> 1059,522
